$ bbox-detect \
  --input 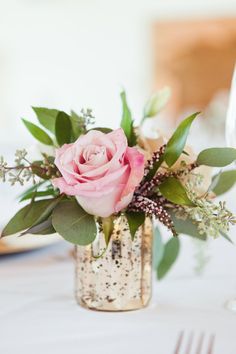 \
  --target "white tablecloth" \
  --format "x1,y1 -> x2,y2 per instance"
1,238 -> 236,354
